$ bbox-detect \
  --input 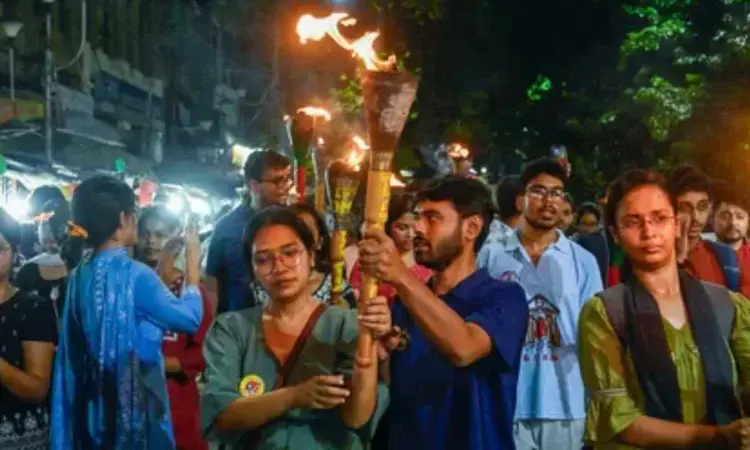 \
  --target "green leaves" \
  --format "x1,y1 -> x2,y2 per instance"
527,75 -> 553,102
632,75 -> 704,141
331,76 -> 363,116
621,18 -> 689,57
